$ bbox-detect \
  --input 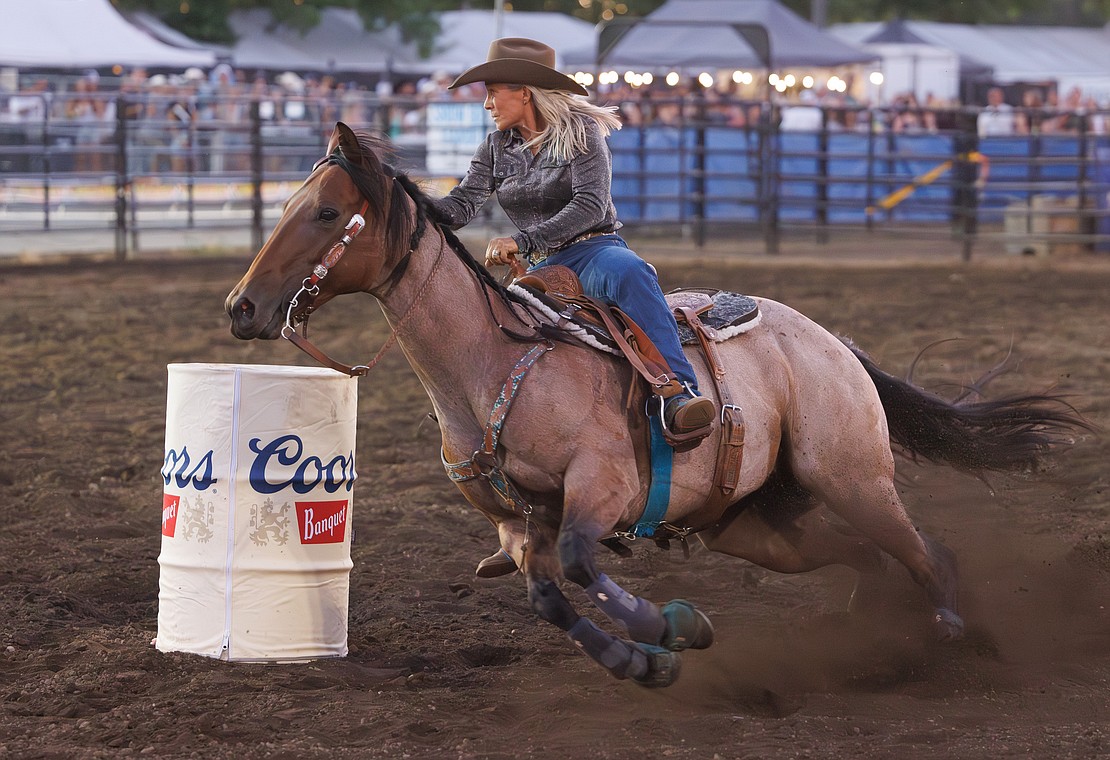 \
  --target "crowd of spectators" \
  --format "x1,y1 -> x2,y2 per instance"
977,84 -> 1107,137
1,64 -> 1107,176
